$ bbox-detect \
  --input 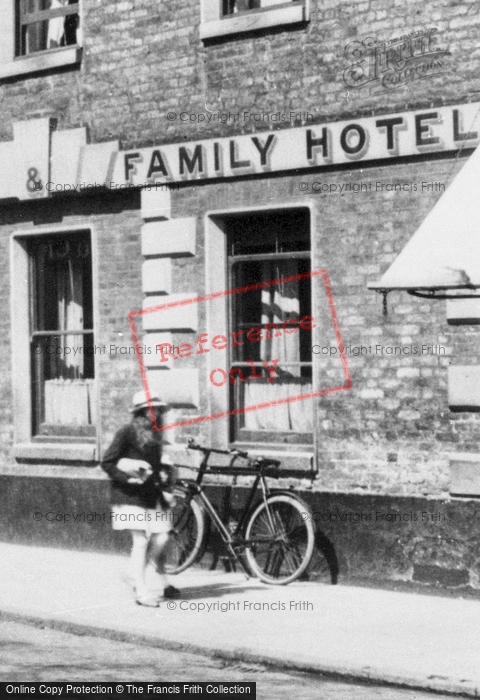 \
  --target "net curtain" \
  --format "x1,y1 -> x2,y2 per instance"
44,255 -> 94,426
243,260 -> 313,432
